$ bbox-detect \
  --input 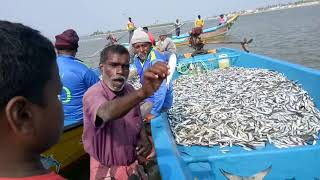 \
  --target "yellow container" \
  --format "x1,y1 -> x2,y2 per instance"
218,54 -> 230,69
207,49 -> 217,54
